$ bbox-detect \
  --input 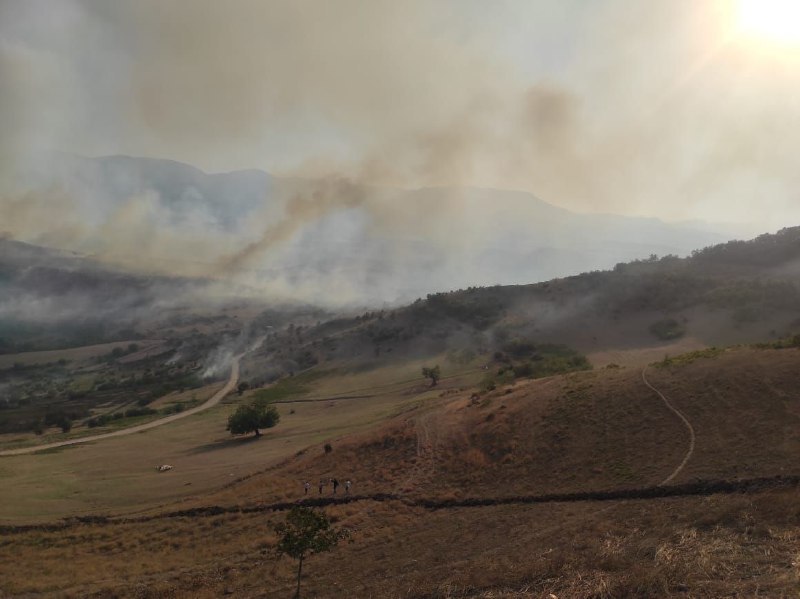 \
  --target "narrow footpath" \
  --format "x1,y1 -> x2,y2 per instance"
642,366 -> 697,485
